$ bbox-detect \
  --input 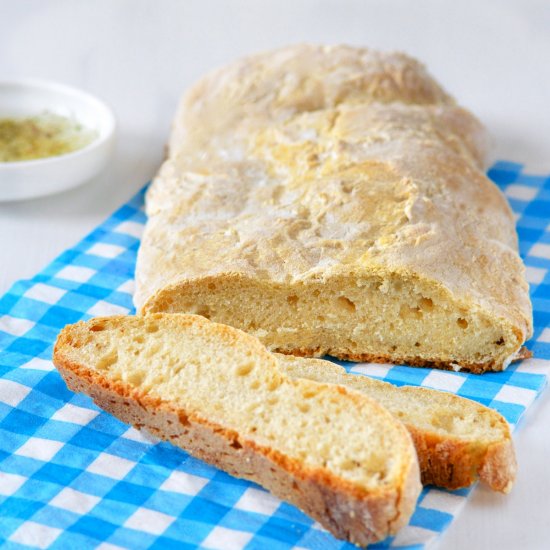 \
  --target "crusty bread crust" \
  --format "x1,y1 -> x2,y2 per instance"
278,346 -> 532,375
478,438 -> 518,494
407,427 -> 515,492
54,324 -> 420,546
